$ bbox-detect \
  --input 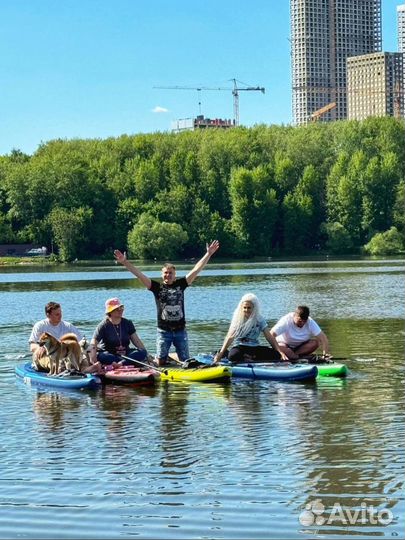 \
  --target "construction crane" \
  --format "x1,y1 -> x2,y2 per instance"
154,79 -> 265,126
311,102 -> 336,122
